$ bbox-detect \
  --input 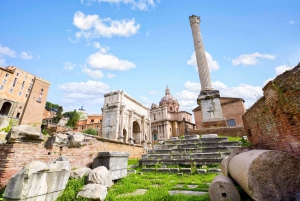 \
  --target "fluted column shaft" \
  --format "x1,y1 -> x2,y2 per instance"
189,15 -> 213,91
